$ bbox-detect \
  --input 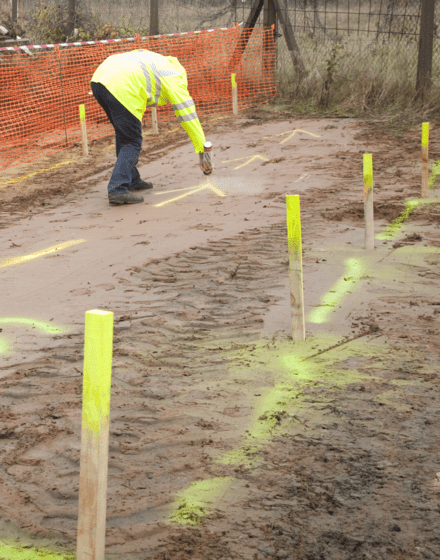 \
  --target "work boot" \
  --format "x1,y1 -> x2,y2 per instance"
128,180 -> 153,191
108,191 -> 144,206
